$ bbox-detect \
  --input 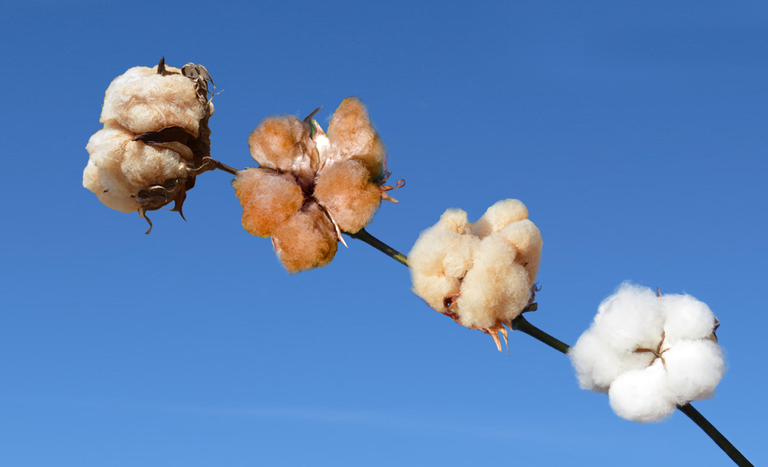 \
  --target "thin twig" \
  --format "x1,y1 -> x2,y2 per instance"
677,403 -> 754,467
346,228 -> 408,266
